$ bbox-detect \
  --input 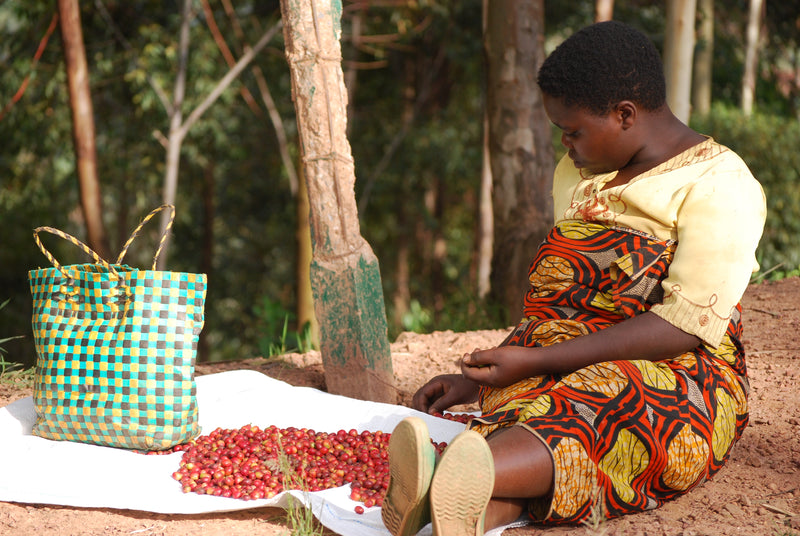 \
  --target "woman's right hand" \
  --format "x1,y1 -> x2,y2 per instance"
411,374 -> 480,415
